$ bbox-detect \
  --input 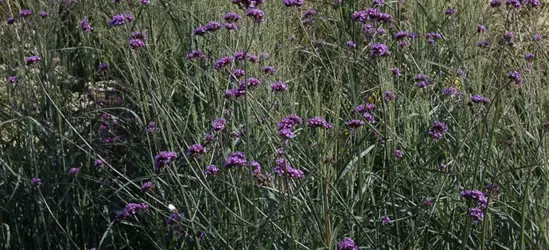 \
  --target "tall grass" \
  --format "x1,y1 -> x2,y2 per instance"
1,0 -> 549,249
